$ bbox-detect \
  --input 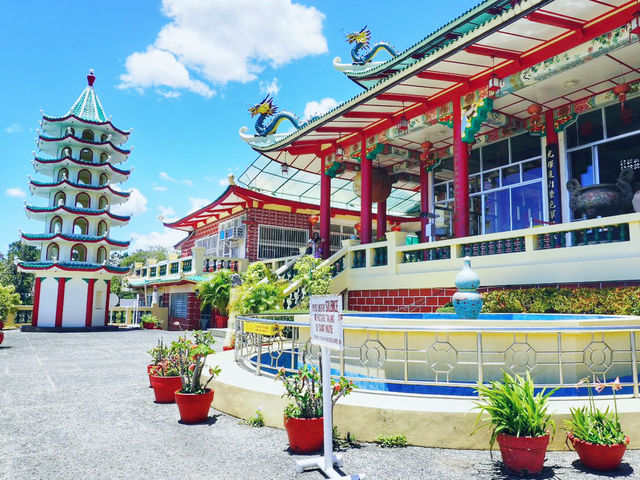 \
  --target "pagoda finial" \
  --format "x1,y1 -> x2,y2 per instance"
87,69 -> 96,87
